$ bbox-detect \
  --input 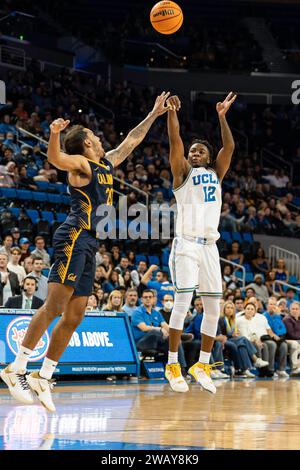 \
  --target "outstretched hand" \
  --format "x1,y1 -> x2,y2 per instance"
166,95 -> 181,112
216,92 -> 237,118
152,91 -> 172,116
50,118 -> 70,134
